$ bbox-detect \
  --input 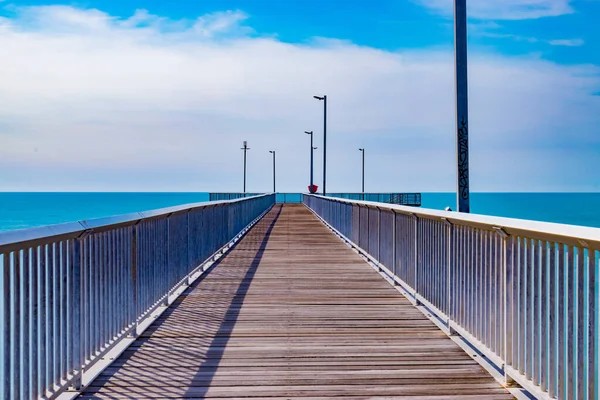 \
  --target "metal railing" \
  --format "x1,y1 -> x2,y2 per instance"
326,193 -> 421,206
0,194 -> 275,399
304,194 -> 599,400
211,193 -> 421,206
208,193 -> 261,201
